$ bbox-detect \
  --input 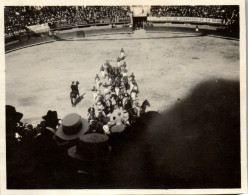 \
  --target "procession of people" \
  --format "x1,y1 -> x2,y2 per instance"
85,48 -> 150,135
